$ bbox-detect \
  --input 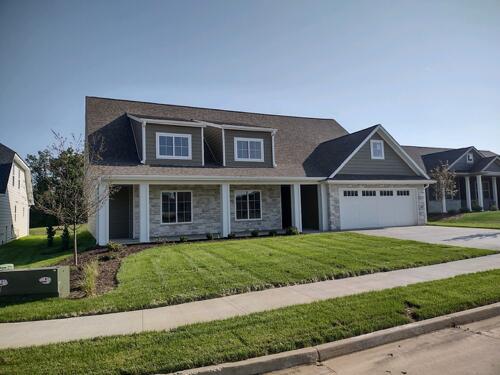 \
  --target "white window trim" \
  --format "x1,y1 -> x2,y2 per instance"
160,190 -> 193,225
234,190 -> 263,221
370,139 -> 385,160
234,137 -> 264,162
156,132 -> 192,160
